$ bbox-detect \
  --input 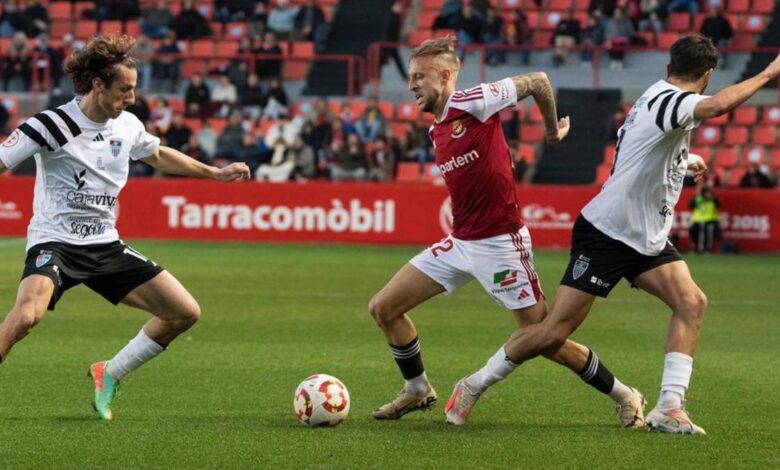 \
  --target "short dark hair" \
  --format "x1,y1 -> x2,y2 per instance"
64,34 -> 137,95
668,35 -> 719,81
